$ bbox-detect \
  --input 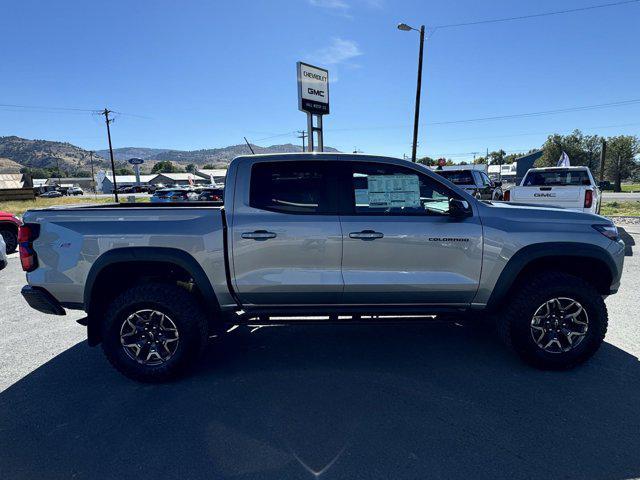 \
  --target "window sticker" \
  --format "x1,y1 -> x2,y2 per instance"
366,174 -> 421,208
